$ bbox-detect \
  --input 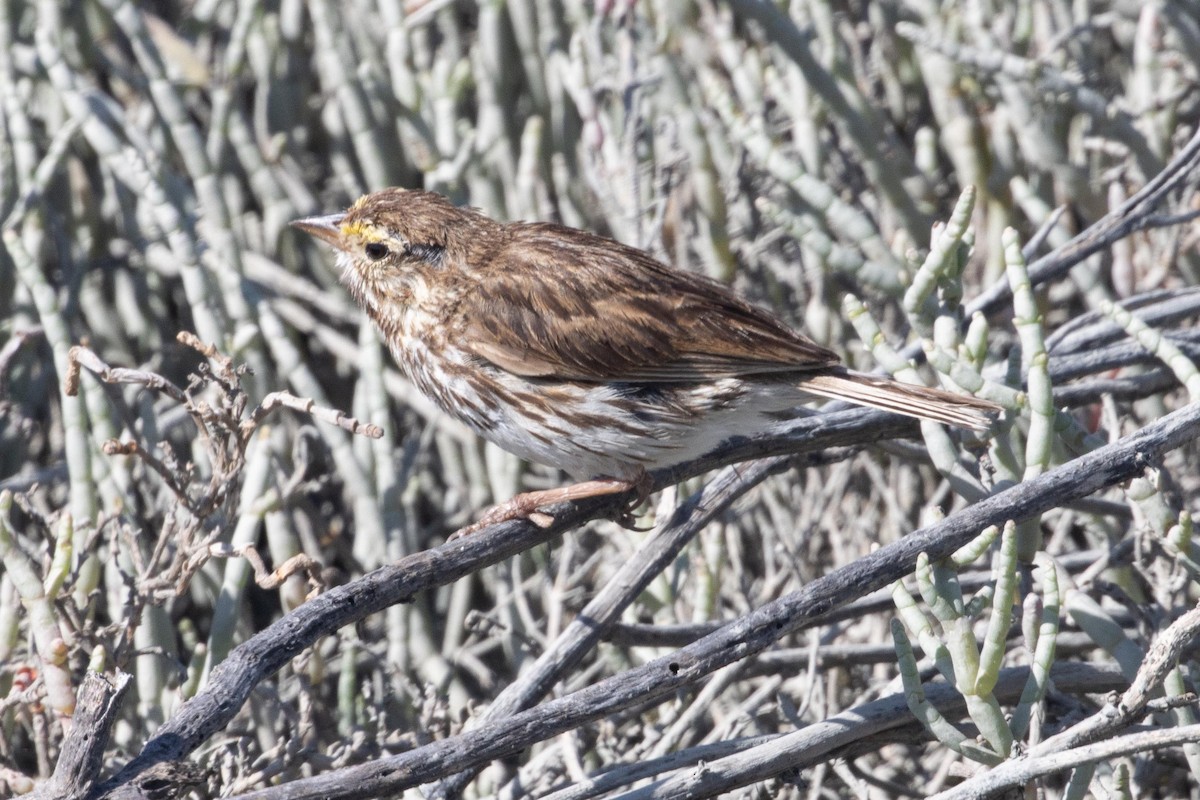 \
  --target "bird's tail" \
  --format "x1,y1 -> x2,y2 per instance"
799,369 -> 1002,431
